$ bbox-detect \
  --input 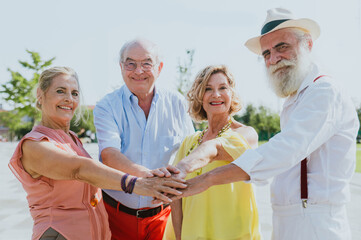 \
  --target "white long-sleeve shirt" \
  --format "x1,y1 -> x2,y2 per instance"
233,64 -> 359,206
